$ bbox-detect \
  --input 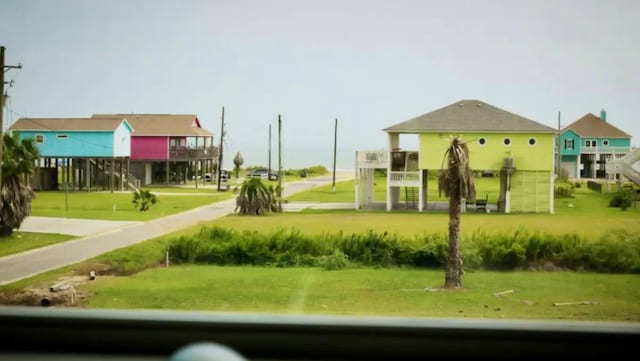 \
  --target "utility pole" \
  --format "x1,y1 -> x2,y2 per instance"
217,106 -> 225,191
278,114 -> 282,209
556,111 -> 561,178
268,123 -> 272,176
0,45 -> 23,189
332,118 -> 337,193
